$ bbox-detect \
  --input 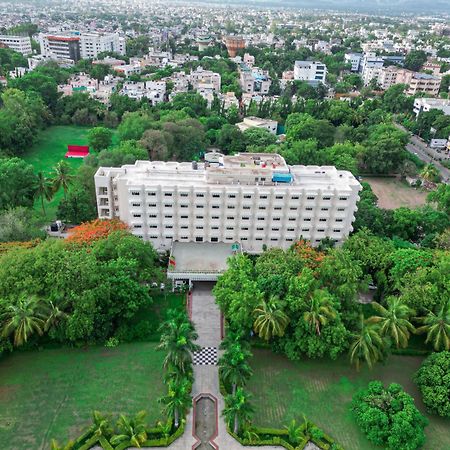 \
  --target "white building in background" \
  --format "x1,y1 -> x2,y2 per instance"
413,98 -> 450,117
361,52 -> 384,86
236,116 -> 278,134
79,32 -> 126,59
0,35 -> 32,55
94,153 -> 361,253
293,60 -> 327,84
344,53 -> 362,72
